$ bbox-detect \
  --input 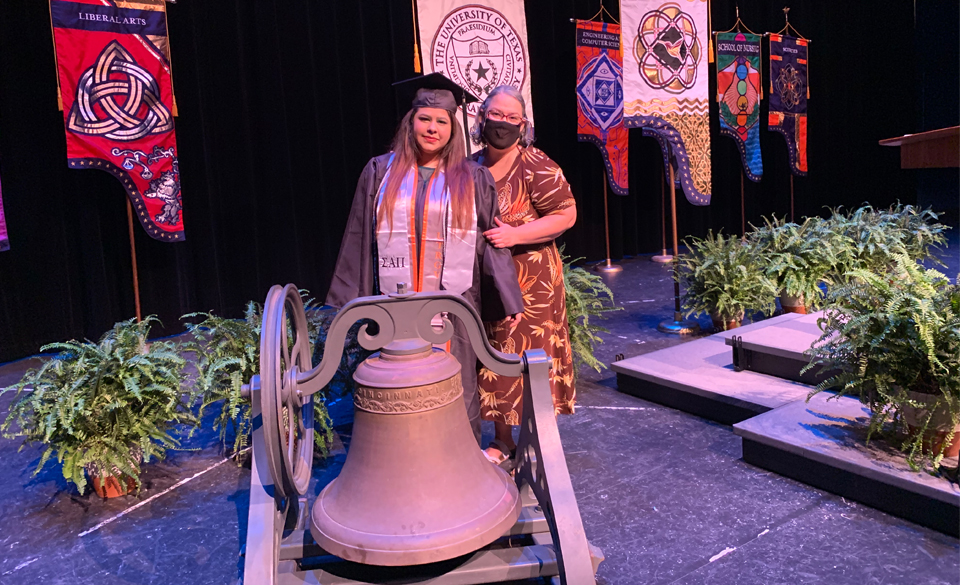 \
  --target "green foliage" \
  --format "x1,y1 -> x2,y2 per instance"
748,216 -> 836,310
0,317 -> 196,495
822,204 -> 949,282
561,249 -> 621,376
805,254 -> 960,470
677,231 -> 778,327
183,290 -> 336,460
182,302 -> 262,457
